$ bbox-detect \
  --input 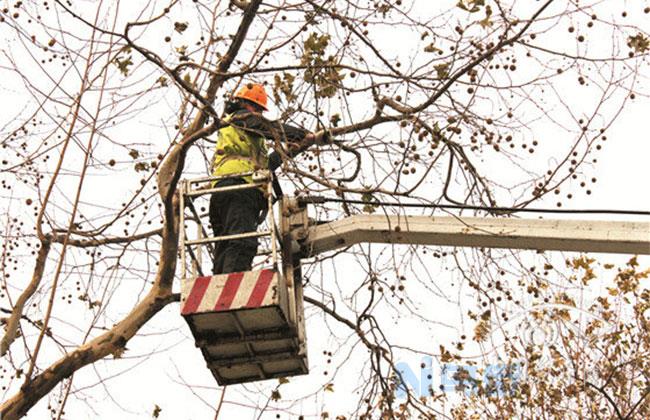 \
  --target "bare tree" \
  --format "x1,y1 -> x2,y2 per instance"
0,0 -> 647,418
